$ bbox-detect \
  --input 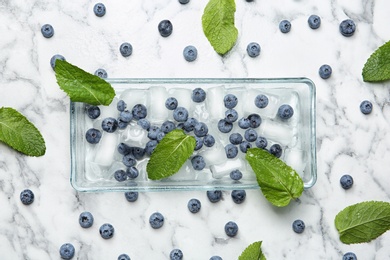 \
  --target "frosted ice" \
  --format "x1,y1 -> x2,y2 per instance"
284,148 -> 307,175
121,124 -> 149,146
205,86 -> 225,121
210,158 -> 246,179
169,88 -> 194,116
199,142 -> 226,166
119,89 -> 148,111
93,132 -> 119,166
148,86 -> 169,123
259,119 -> 296,146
